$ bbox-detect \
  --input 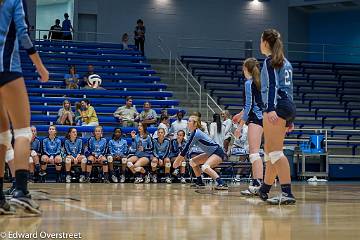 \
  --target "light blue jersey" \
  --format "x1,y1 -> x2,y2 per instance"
181,129 -> 221,157
42,137 -> 62,157
261,56 -> 293,112
107,138 -> 128,157
0,0 -> 36,72
64,138 -> 84,157
152,138 -> 170,159
87,137 -> 107,157
242,79 -> 263,122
